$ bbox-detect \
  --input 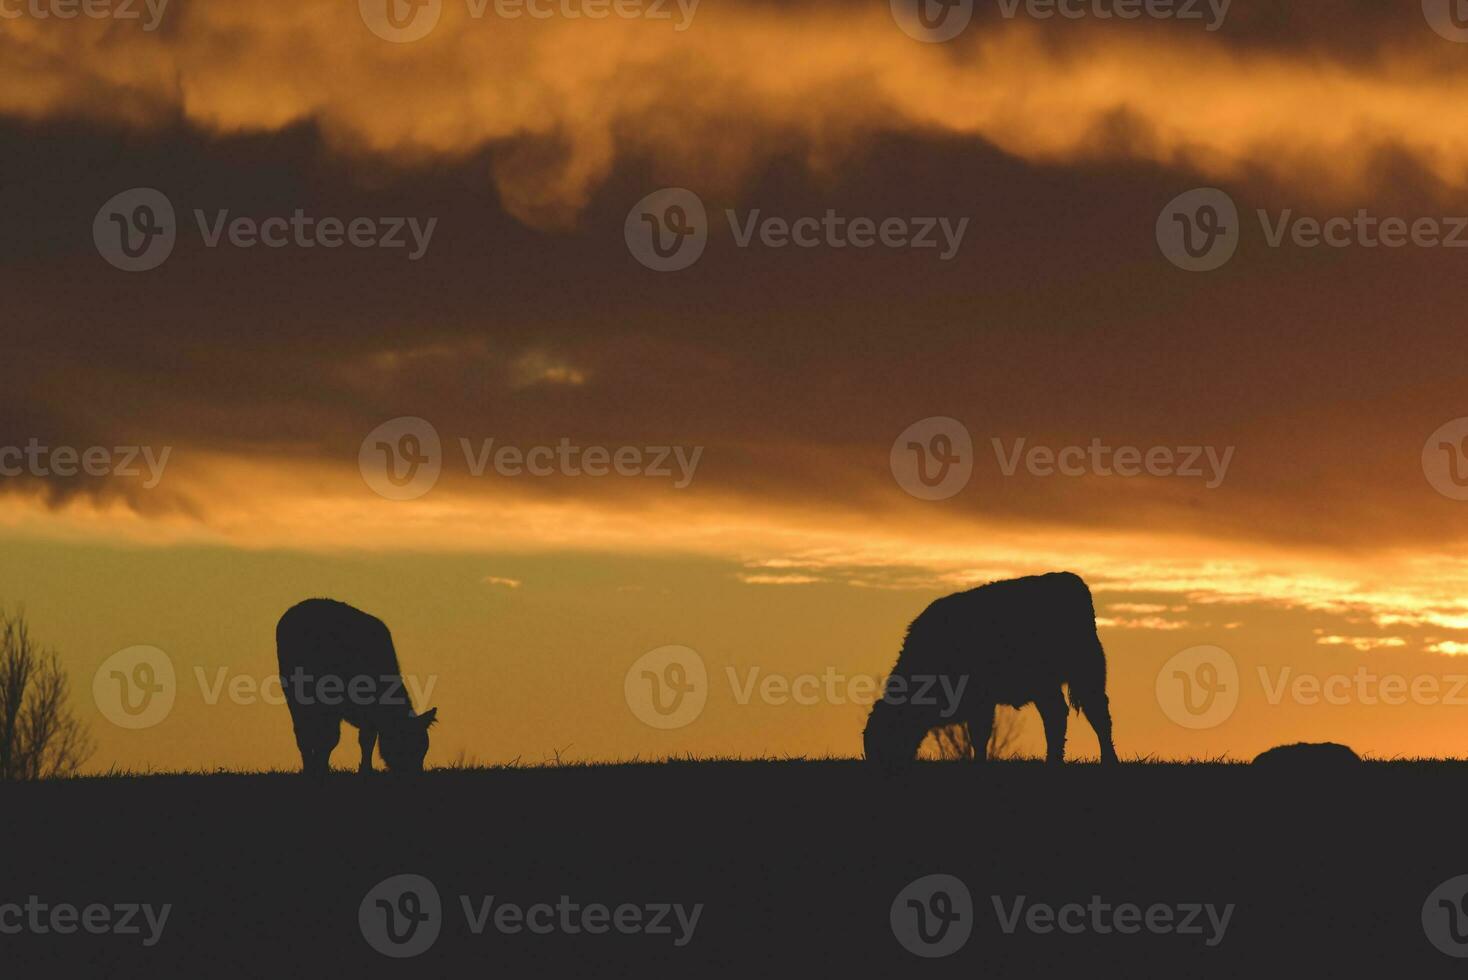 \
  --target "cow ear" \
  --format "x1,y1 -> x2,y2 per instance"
417,707 -> 438,728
